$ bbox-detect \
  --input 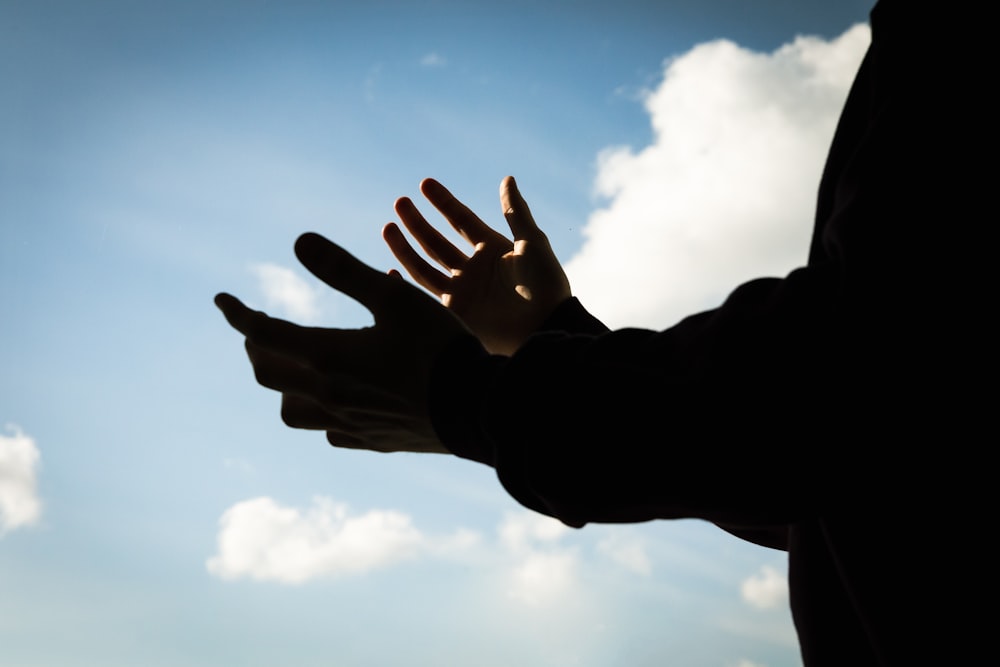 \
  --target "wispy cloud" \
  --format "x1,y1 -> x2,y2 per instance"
364,62 -> 382,104
740,565 -> 788,610
498,509 -> 570,551
222,457 -> 255,476
0,424 -> 42,536
567,24 -> 871,329
498,511 -> 579,605
597,531 -> 652,576
250,262 -> 321,323
420,52 -> 447,68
